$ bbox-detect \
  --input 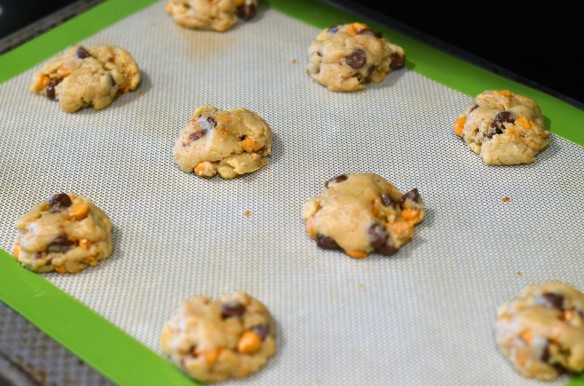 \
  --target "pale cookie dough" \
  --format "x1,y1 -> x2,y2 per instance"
453,89 -> 550,165
160,292 -> 276,383
306,22 -> 405,92
13,193 -> 113,274
302,173 -> 424,259
173,105 -> 272,179
29,44 -> 141,113
165,0 -> 257,32
496,281 -> 584,381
